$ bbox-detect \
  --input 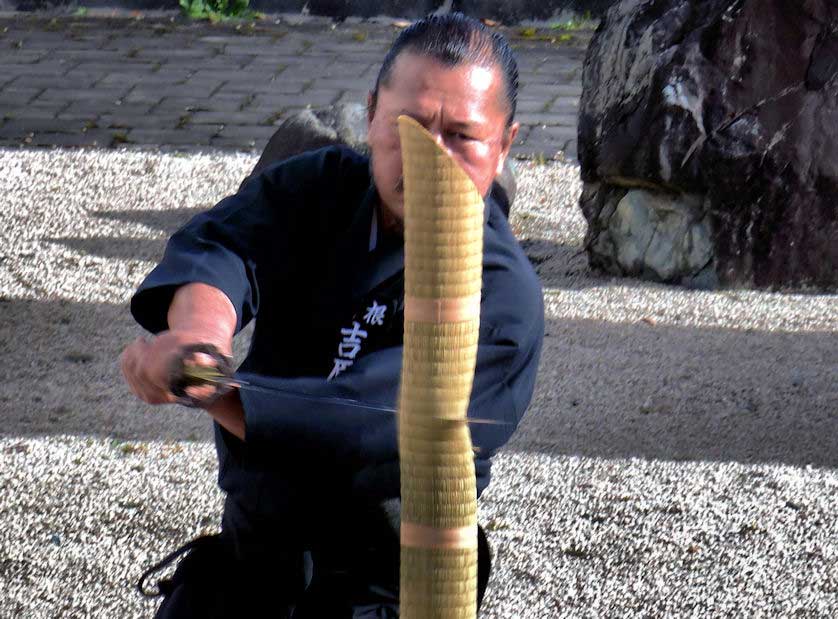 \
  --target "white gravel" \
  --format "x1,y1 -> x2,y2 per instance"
1,148 -> 836,618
